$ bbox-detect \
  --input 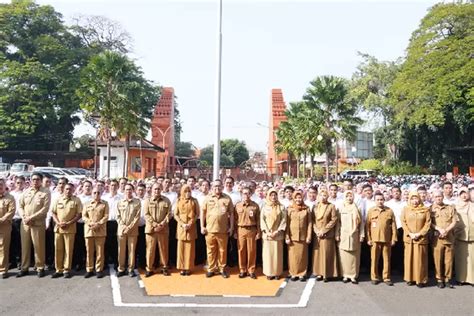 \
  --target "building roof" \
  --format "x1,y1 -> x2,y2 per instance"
91,137 -> 165,152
